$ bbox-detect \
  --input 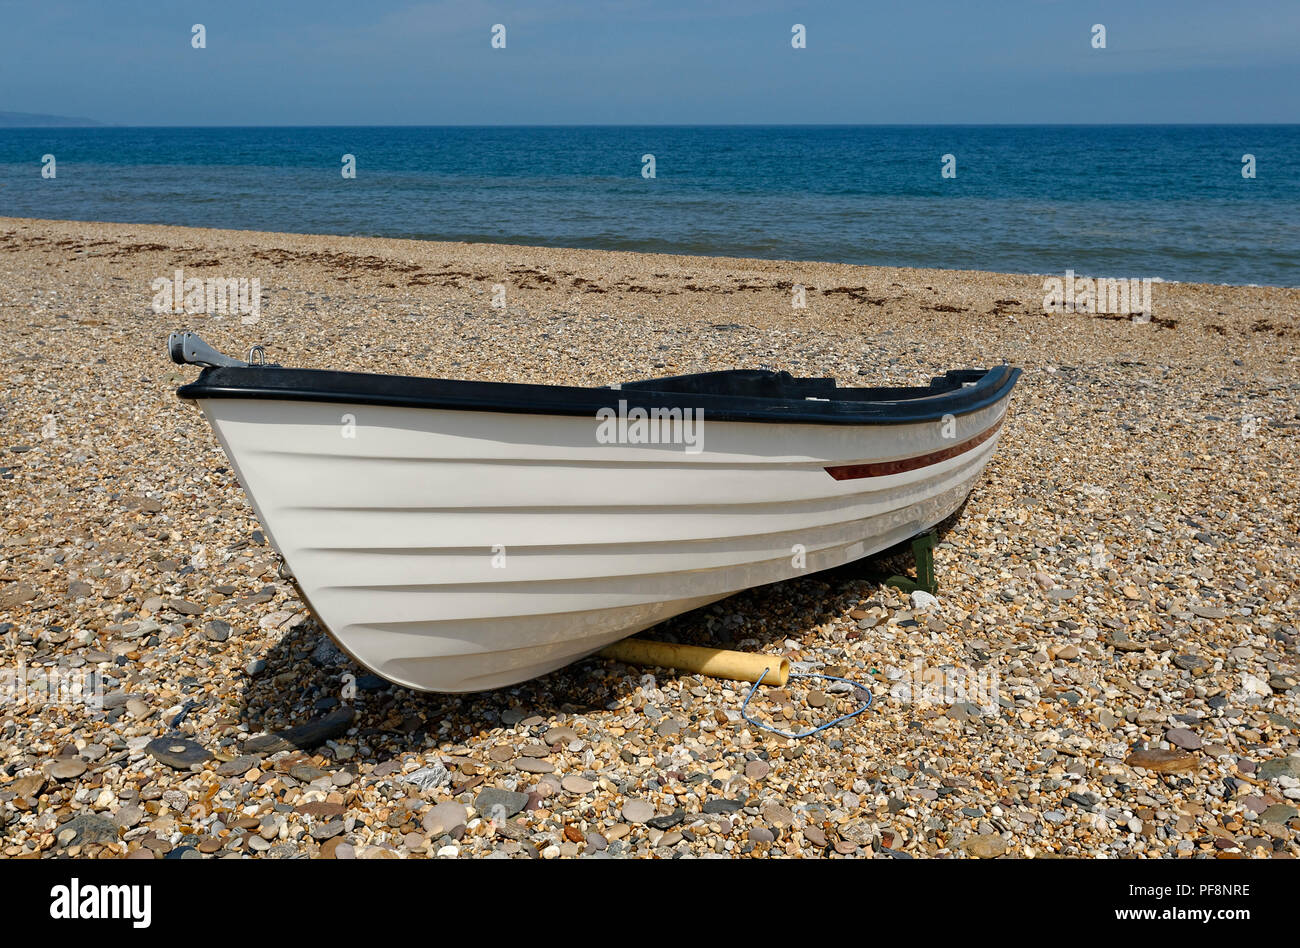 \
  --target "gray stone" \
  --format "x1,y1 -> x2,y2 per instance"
1165,728 -> 1202,750
656,718 -> 682,737
204,619 -> 231,642
46,758 -> 88,781
561,775 -> 595,794
216,755 -> 261,777
11,773 -> 47,799
1267,713 -> 1299,733
1260,804 -> 1297,824
146,737 -> 212,770
289,762 -> 328,782
622,799 -> 655,823
311,638 -> 347,666
795,825 -> 823,849
56,813 -> 119,849
647,808 -> 685,830
515,758 -> 554,774
1173,654 -> 1209,674
0,583 -> 37,609
310,820 -> 345,841
1258,756 -> 1300,781
475,788 -> 530,820
114,804 -> 144,828
948,702 -> 981,723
